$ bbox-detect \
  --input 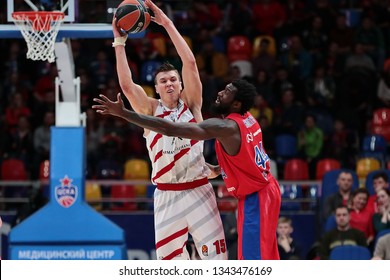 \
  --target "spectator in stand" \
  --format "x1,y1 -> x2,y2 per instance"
189,0 -> 223,31
348,188 -> 374,245
279,35 -> 313,82
297,114 -> 324,179
250,94 -> 273,124
325,118 -> 358,169
251,0 -> 286,37
376,66 -> 390,107
301,15 -> 329,66
2,115 -> 34,175
373,189 -> 390,234
305,64 -> 336,110
253,70 -> 273,106
85,108 -> 105,178
329,13 -> 355,59
275,0 -> 307,42
4,92 -> 31,133
32,64 -> 57,107
221,0 -> 254,39
325,42 -> 347,84
89,50 -> 115,90
273,87 -> 305,135
32,111 -> 55,179
318,205 -> 367,259
354,15 -> 385,72
252,37 -> 277,81
372,233 -> 390,260
345,43 -> 376,72
277,216 -> 303,259
271,66 -> 297,105
309,0 -> 337,34
195,38 -> 229,88
323,171 -> 354,219
367,171 -> 389,214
